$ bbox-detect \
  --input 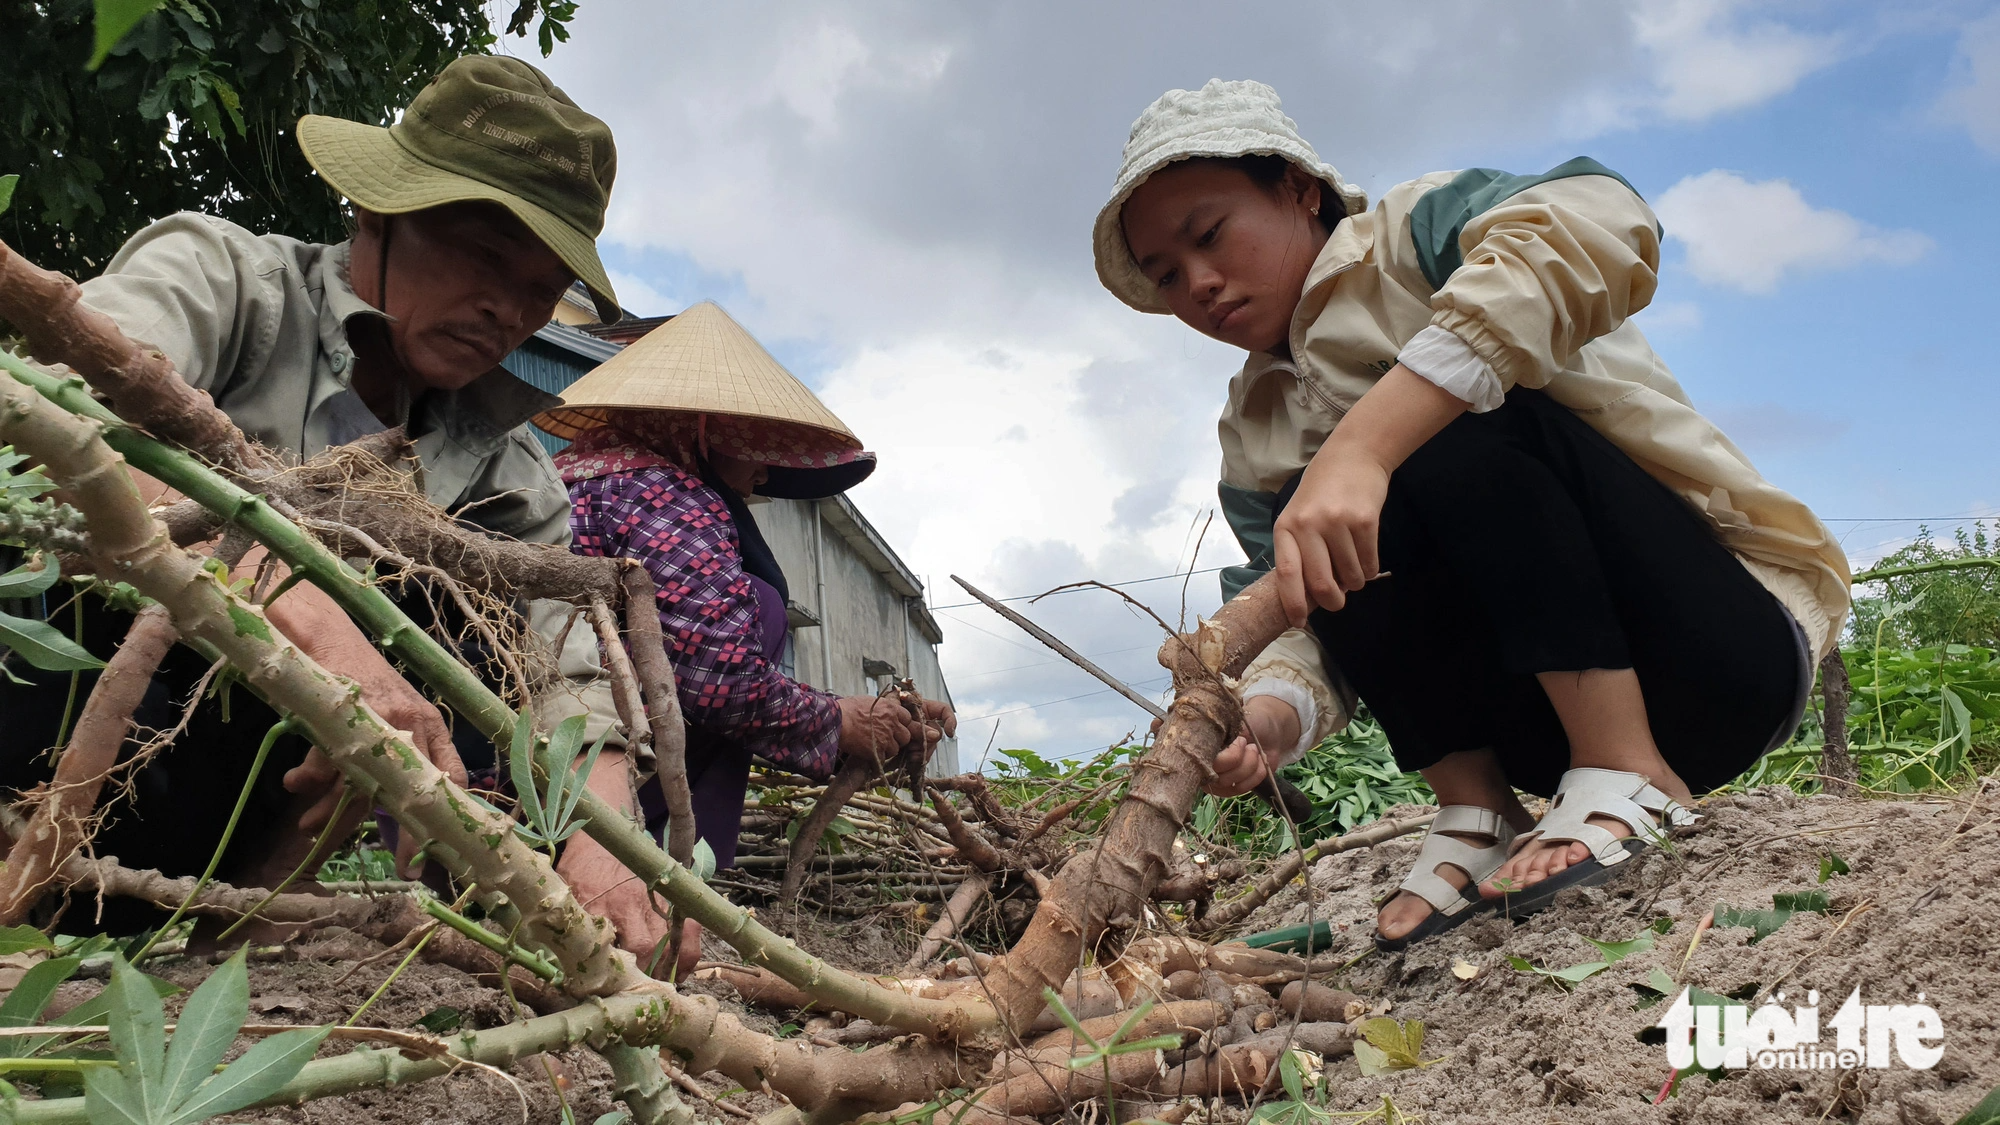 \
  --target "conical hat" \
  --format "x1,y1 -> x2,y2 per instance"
533,301 -> 860,449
